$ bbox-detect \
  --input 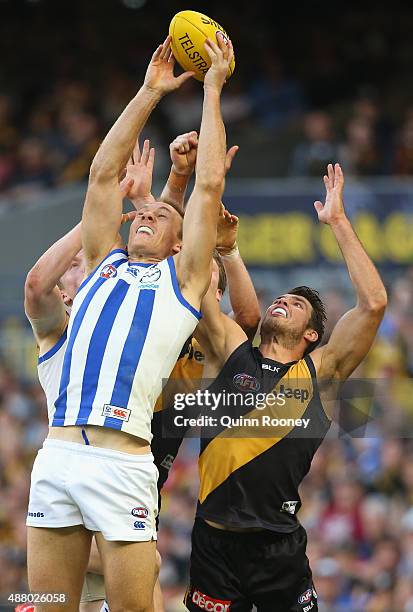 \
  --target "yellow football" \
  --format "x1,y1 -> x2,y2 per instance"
169,10 -> 235,82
